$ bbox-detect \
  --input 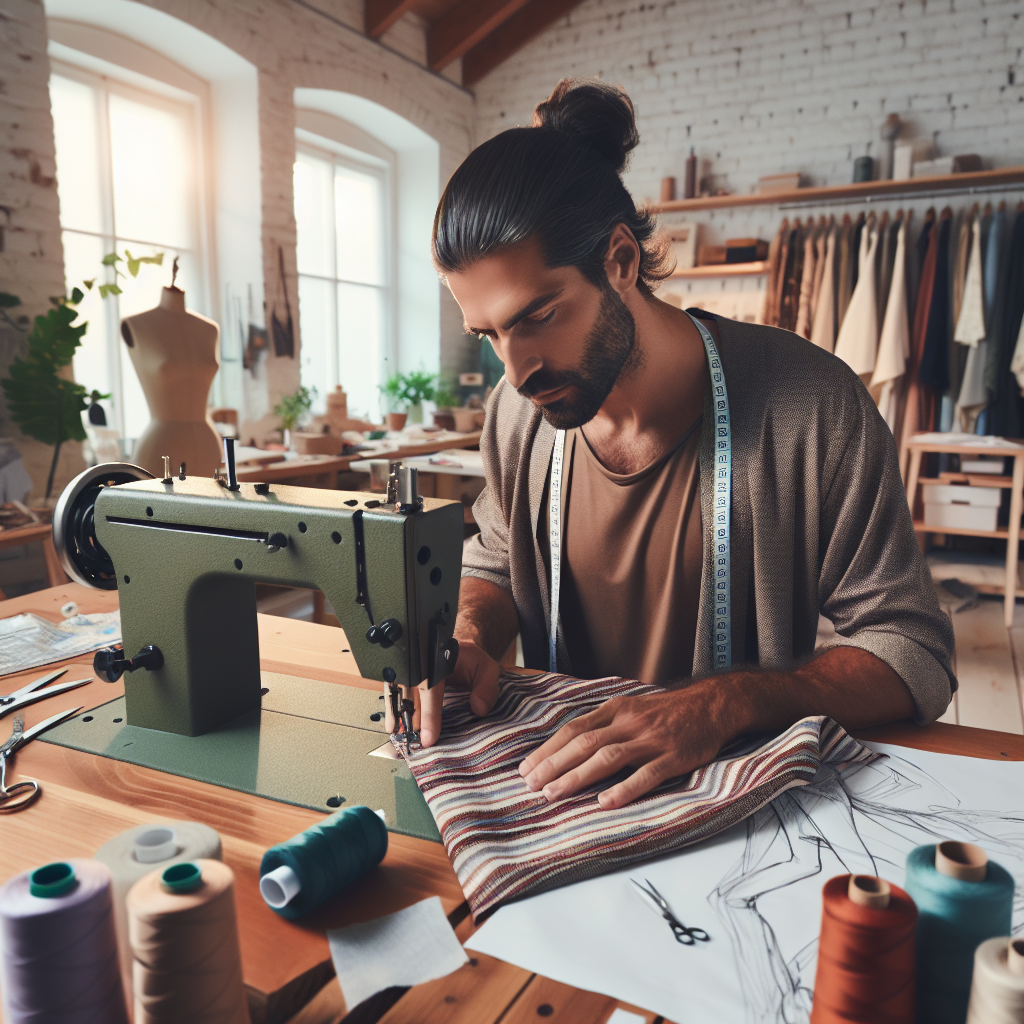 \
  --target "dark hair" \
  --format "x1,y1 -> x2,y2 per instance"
432,79 -> 671,295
